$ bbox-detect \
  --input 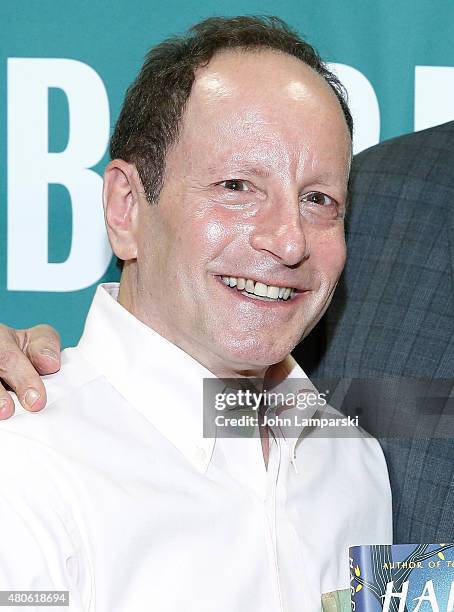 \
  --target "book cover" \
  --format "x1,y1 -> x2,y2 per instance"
349,544 -> 454,612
